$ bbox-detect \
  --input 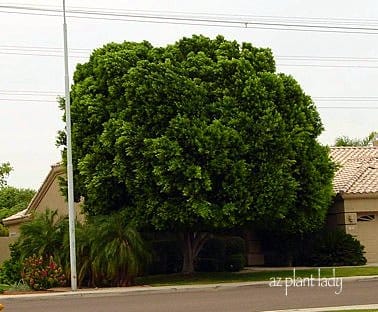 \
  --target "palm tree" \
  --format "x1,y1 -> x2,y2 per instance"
87,210 -> 151,286
18,209 -> 150,287
18,209 -> 68,264
66,221 -> 96,287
